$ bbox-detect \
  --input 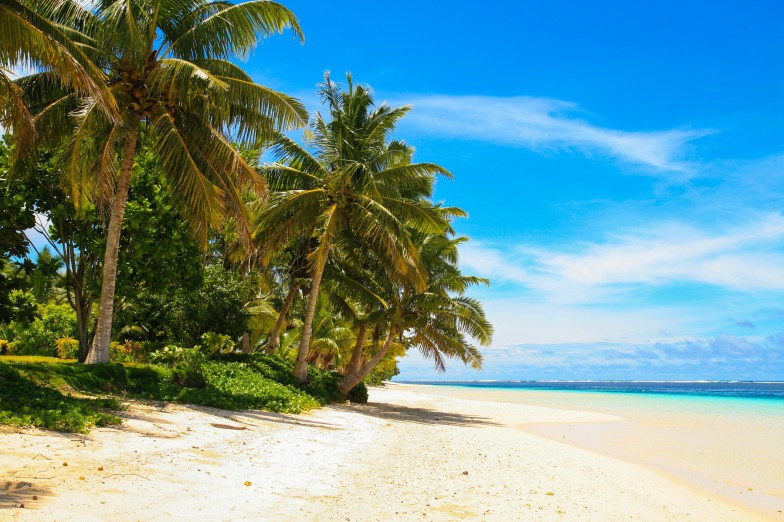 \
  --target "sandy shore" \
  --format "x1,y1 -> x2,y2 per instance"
0,384 -> 775,521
